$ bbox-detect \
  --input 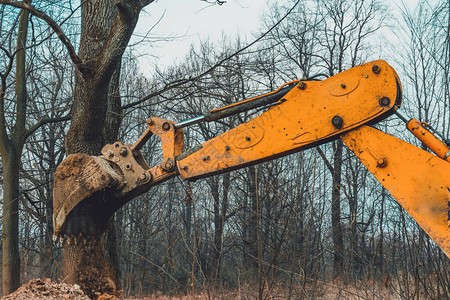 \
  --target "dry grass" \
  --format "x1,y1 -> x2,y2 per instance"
124,279 -> 398,300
